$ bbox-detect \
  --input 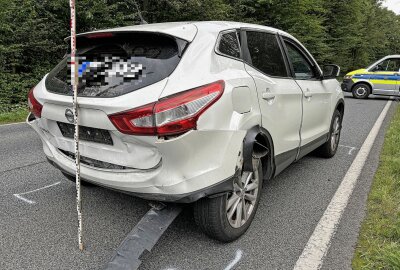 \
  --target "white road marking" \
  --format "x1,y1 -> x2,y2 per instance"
13,194 -> 36,204
13,182 -> 61,204
339,144 -> 357,155
224,249 -> 243,270
0,121 -> 26,127
294,100 -> 392,270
